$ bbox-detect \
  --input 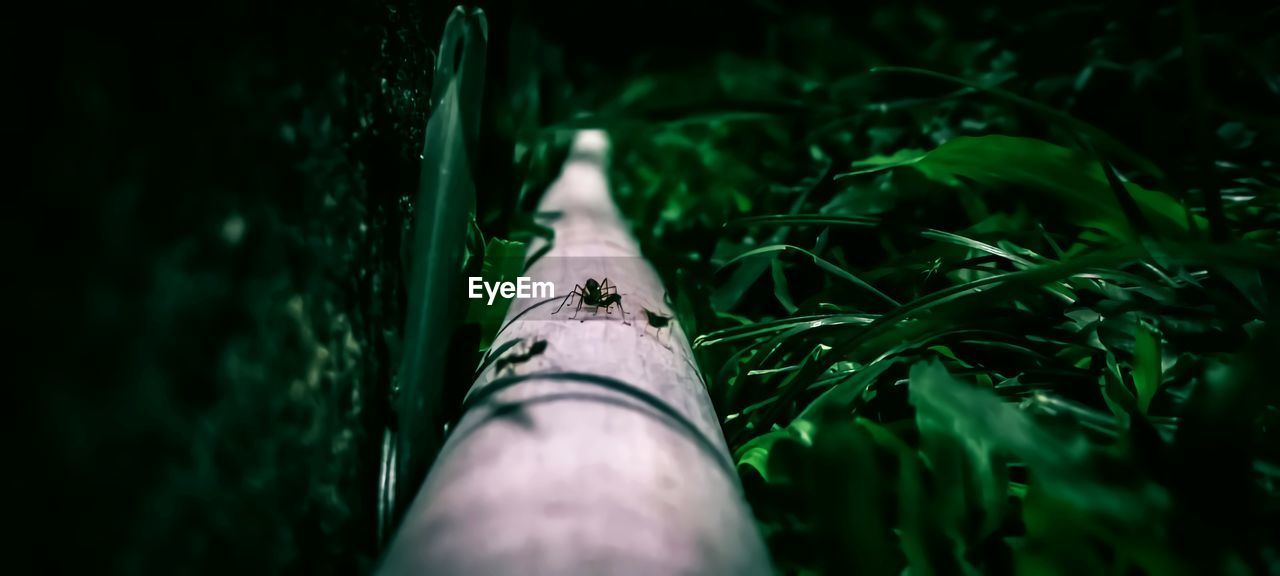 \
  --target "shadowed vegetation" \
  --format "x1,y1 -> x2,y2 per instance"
518,0 -> 1280,573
